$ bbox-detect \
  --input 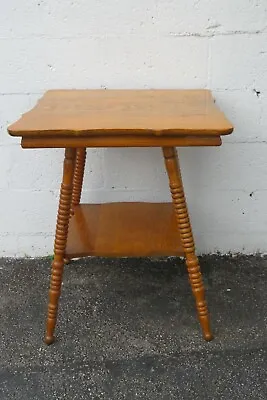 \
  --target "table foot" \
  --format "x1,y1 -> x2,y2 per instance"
44,335 -> 55,345
64,257 -> 71,265
203,332 -> 214,342
186,255 -> 213,341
